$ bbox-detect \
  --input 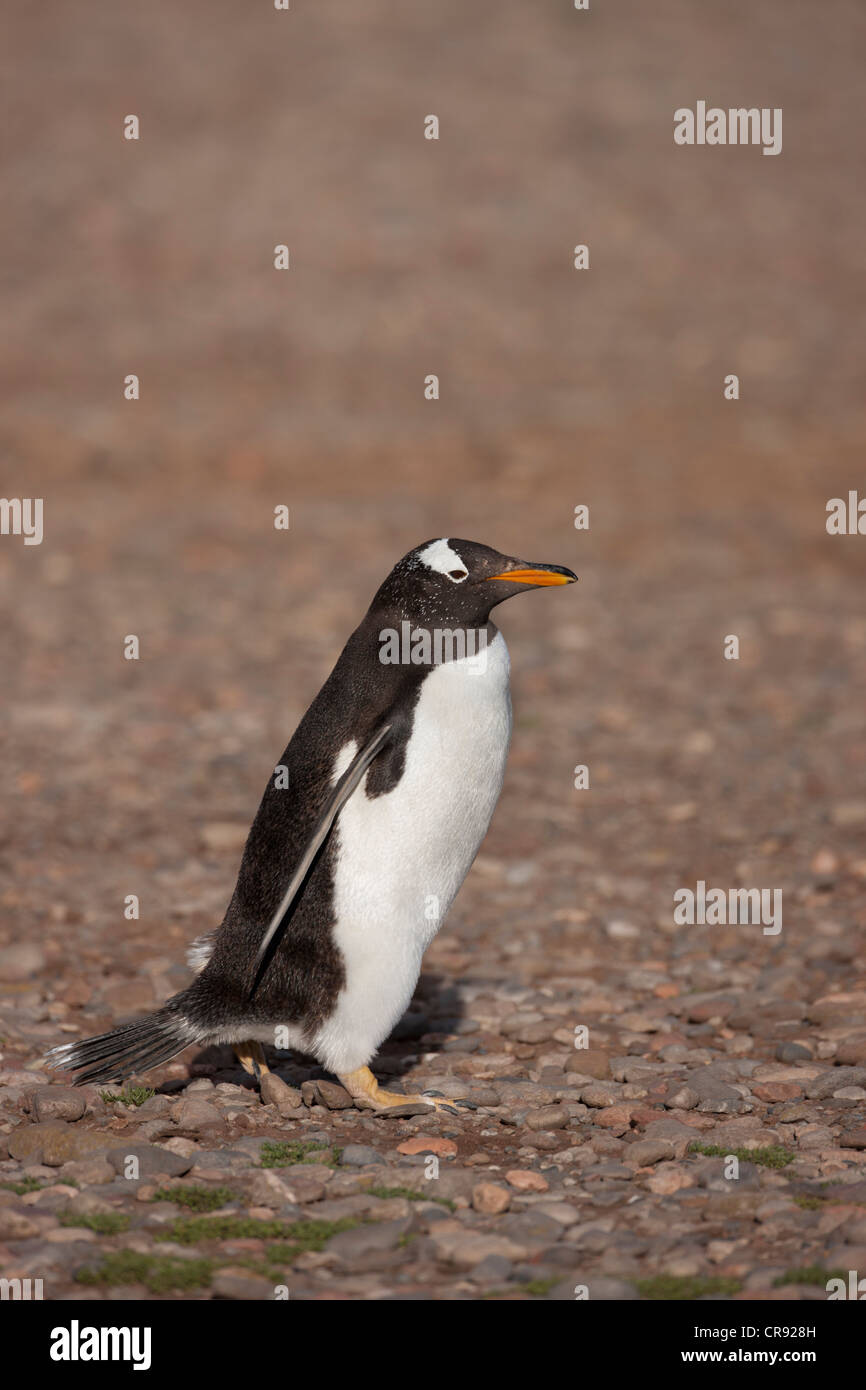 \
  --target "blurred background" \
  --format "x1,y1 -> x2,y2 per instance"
1,0 -> 865,1030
